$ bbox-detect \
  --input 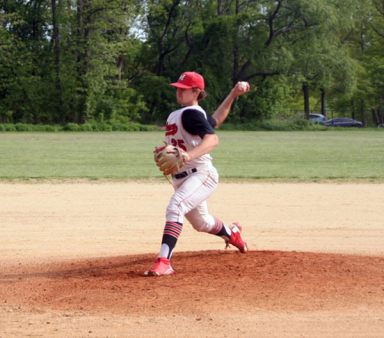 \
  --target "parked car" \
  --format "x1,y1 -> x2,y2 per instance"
309,113 -> 326,124
323,117 -> 364,128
